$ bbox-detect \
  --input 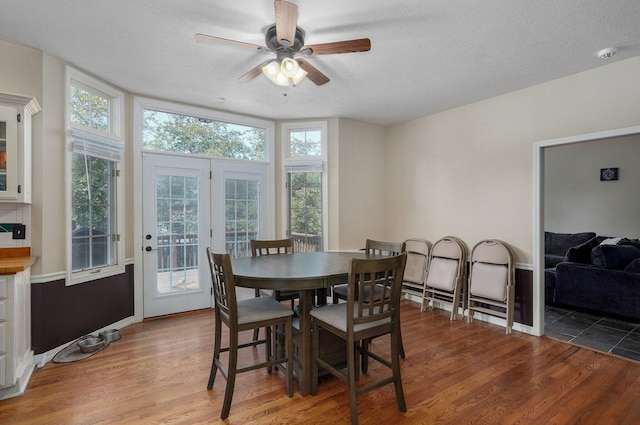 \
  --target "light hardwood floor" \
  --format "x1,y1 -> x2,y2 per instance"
2,301 -> 640,424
